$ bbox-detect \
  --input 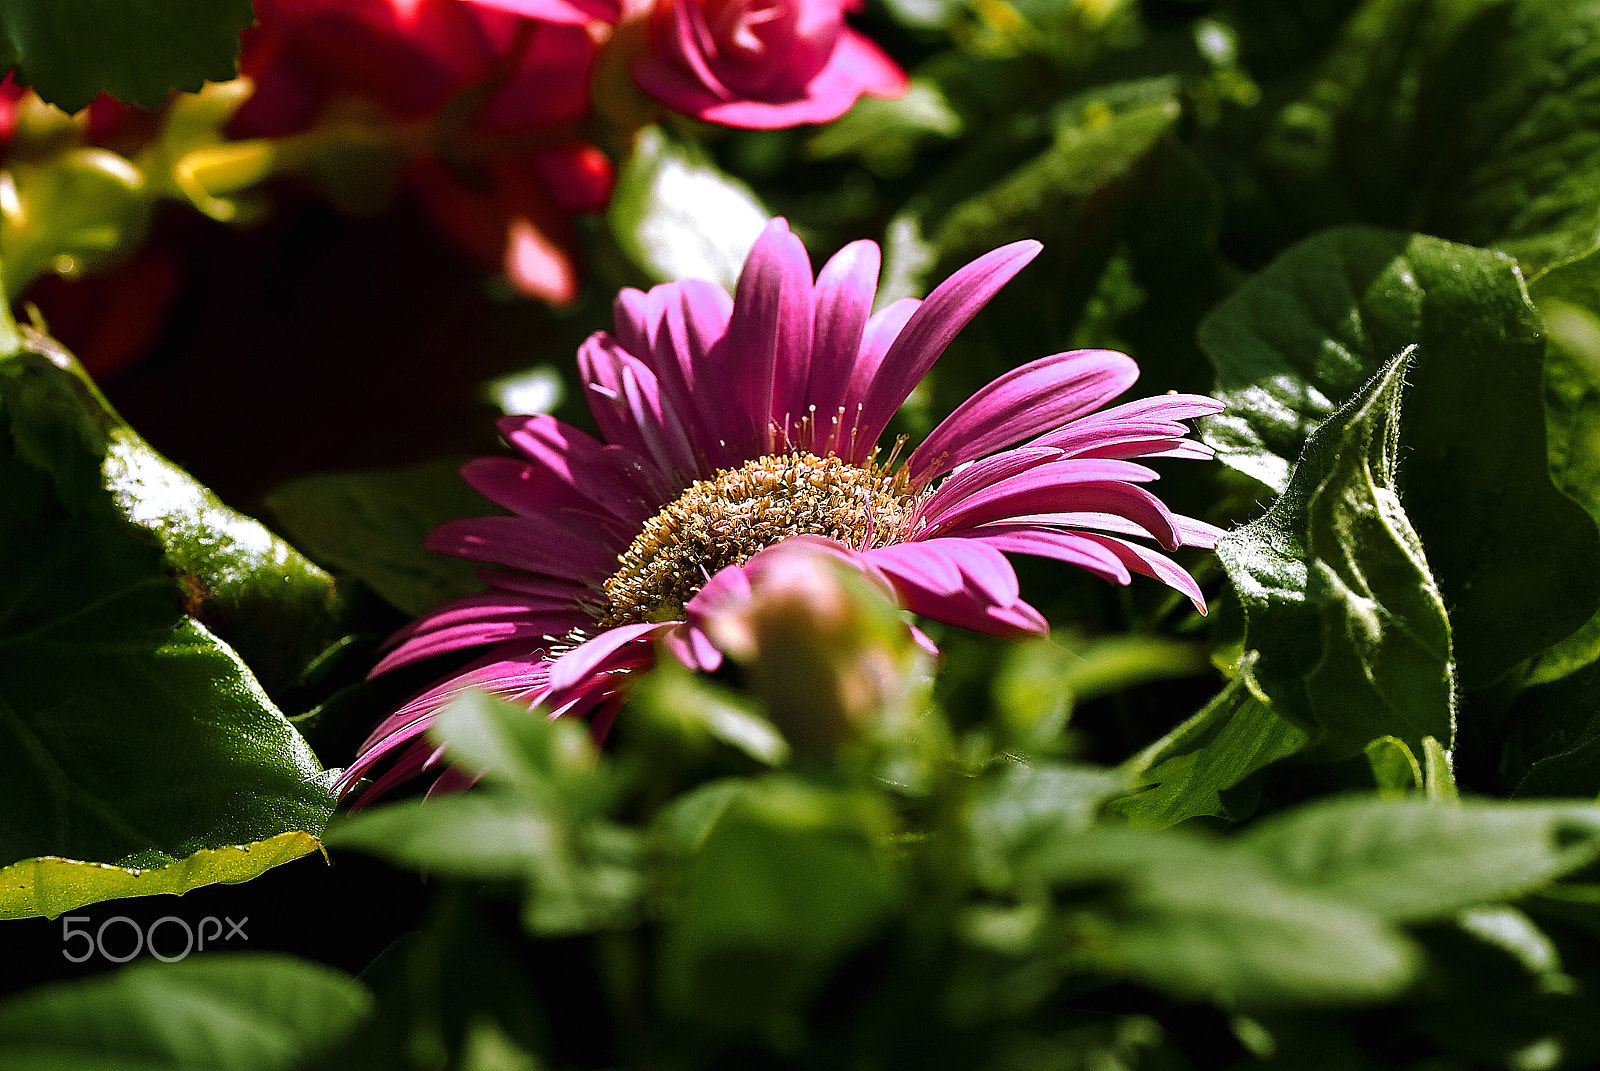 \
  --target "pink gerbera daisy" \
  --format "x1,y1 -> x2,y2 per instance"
339,218 -> 1222,799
